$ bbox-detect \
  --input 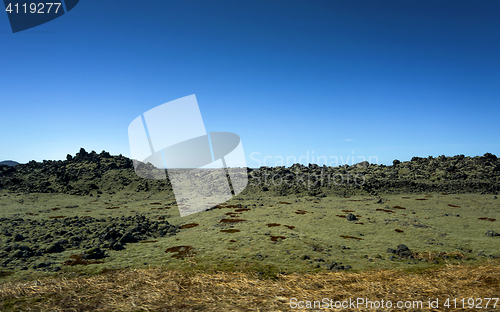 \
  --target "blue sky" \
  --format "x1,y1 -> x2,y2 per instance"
1,0 -> 499,167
